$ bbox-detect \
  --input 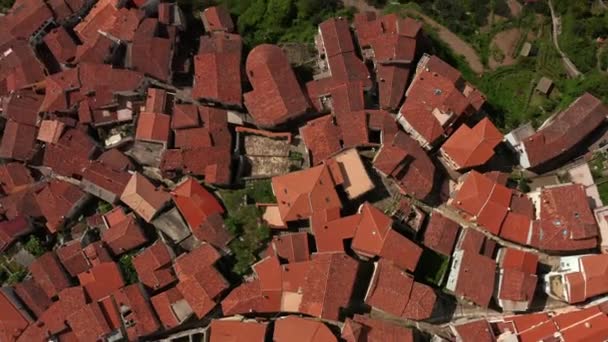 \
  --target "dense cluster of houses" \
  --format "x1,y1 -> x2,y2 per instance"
0,0 -> 608,341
